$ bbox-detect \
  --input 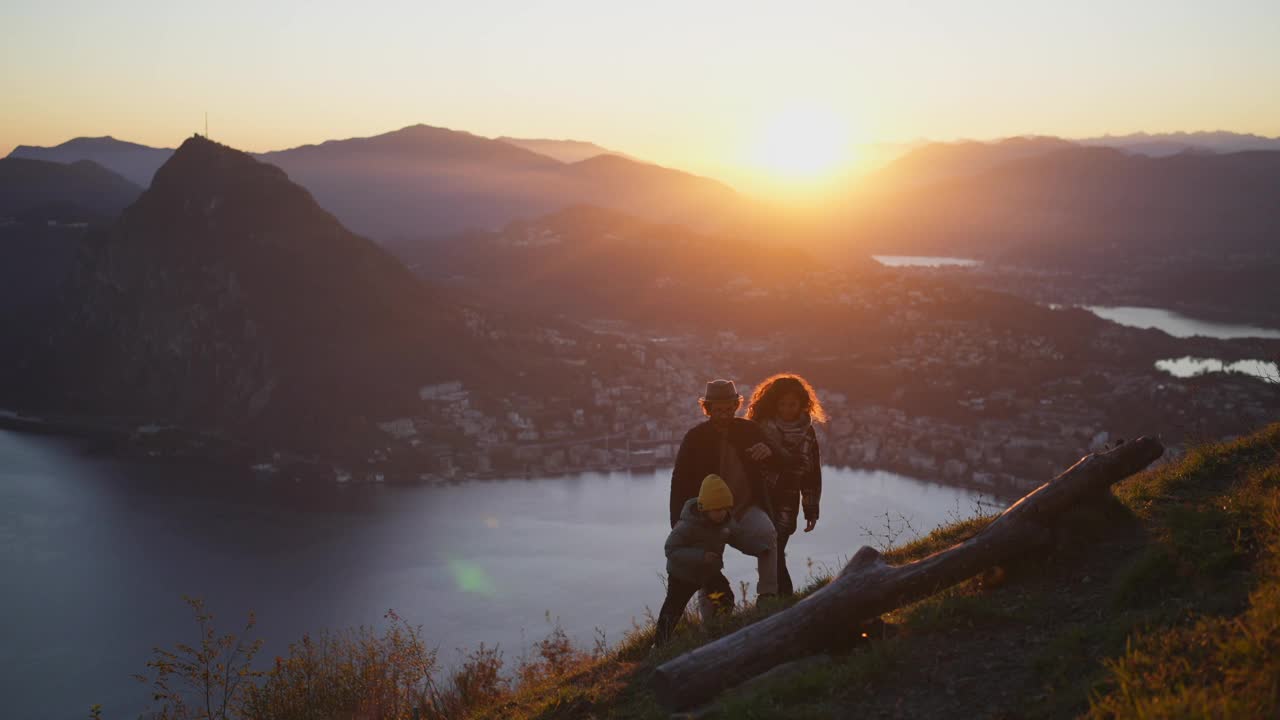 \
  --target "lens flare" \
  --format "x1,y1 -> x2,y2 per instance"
446,556 -> 497,596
